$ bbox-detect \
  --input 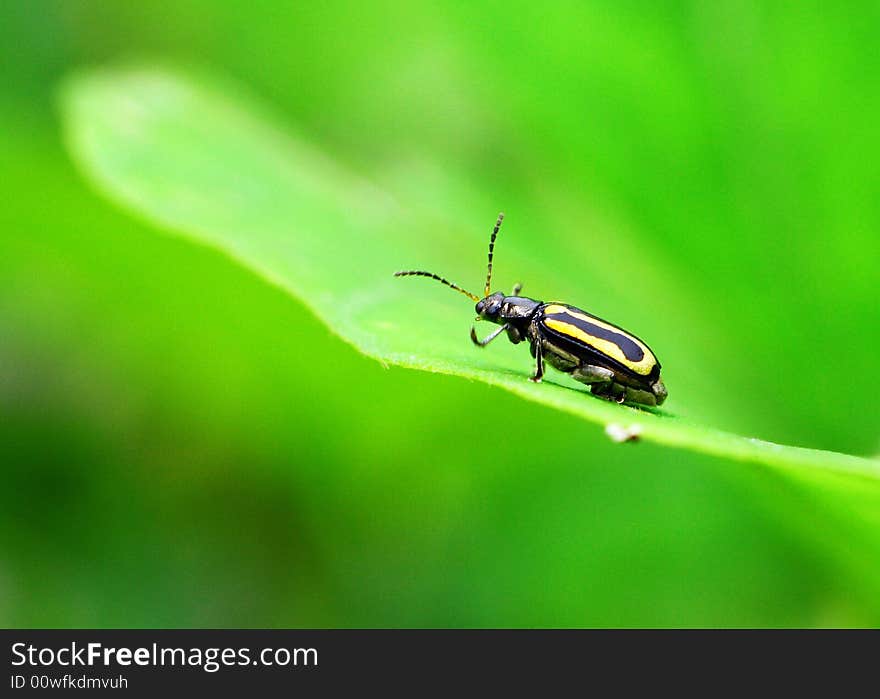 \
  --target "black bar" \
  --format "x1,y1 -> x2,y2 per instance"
2,629 -> 874,693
